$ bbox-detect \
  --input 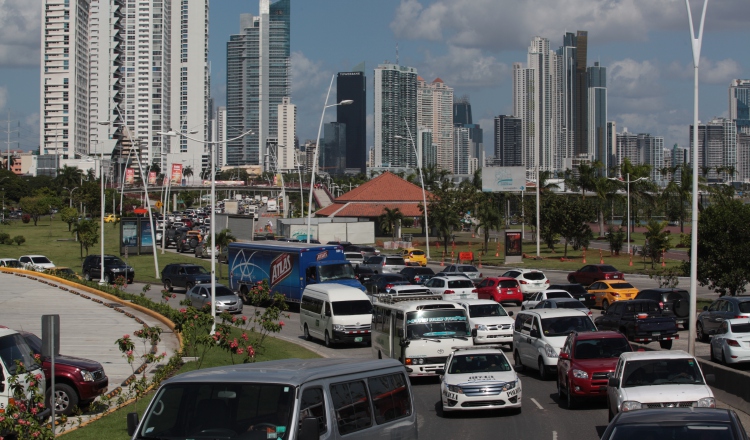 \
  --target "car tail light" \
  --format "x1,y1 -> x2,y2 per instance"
385,284 -> 394,290
636,313 -> 649,319
479,273 -> 483,278
612,293 -> 620,297
545,280 -> 550,284
659,301 -> 664,309
382,260 -> 386,266
727,339 -> 741,347
605,273 -> 612,279
414,276 -> 421,282
520,280 -> 528,284
444,290 -> 455,295
472,289 -> 478,293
